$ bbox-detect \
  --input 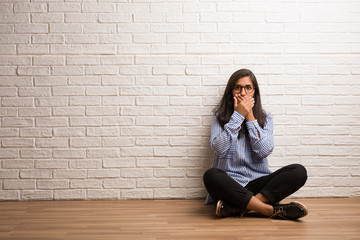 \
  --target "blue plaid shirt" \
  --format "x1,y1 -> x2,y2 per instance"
206,111 -> 274,204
